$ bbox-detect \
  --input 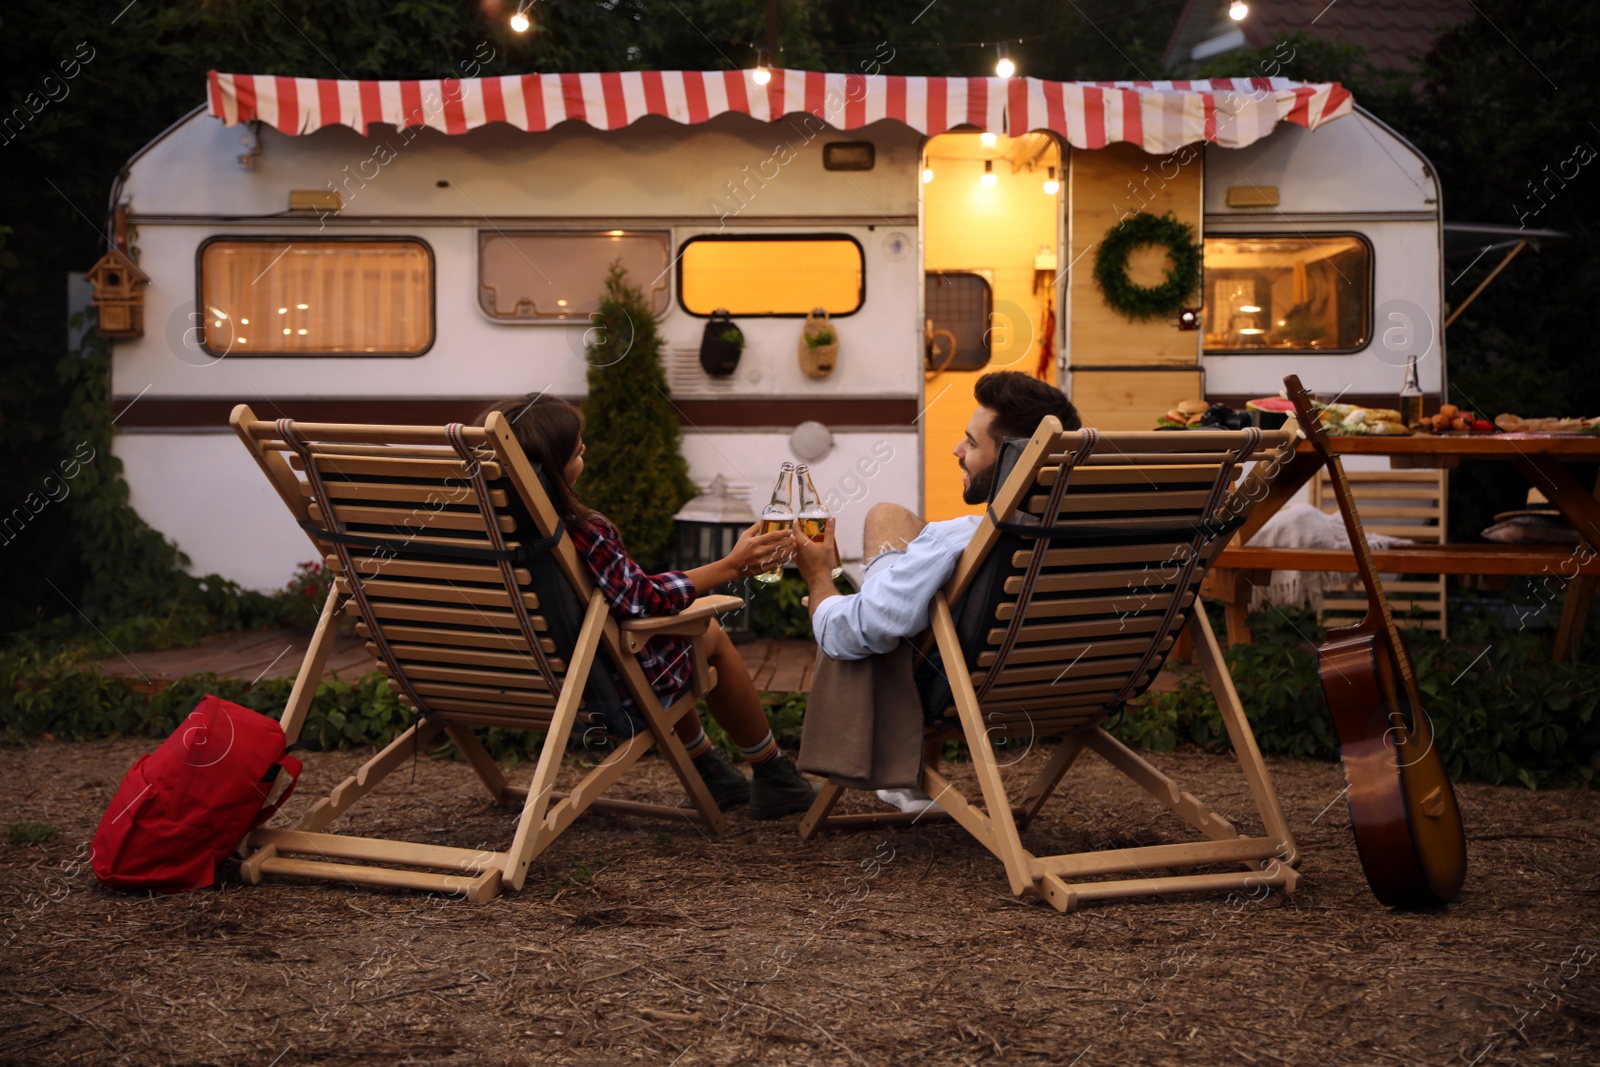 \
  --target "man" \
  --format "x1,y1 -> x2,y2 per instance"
793,371 -> 1081,659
